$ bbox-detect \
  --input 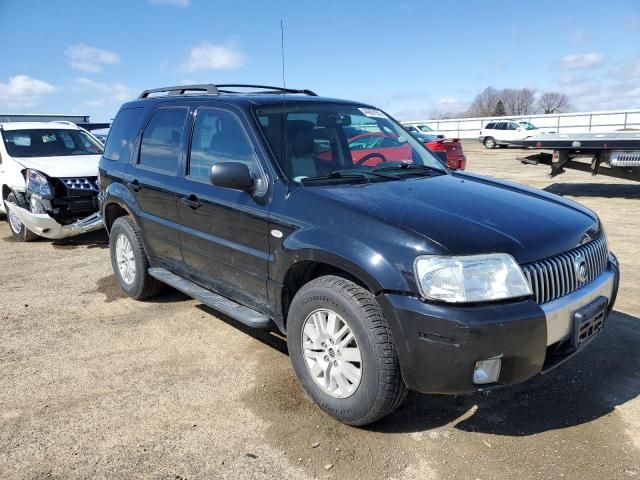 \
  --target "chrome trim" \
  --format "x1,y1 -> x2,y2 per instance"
542,269 -> 615,346
523,235 -> 608,304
